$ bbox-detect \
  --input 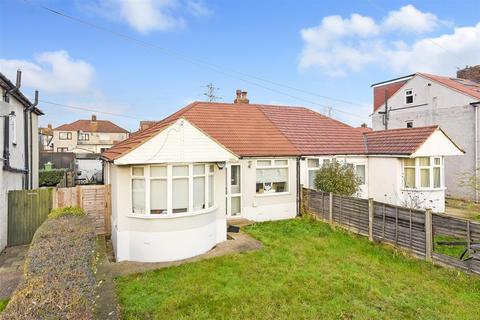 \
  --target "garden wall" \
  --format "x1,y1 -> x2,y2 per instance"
0,215 -> 97,319
302,187 -> 480,275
